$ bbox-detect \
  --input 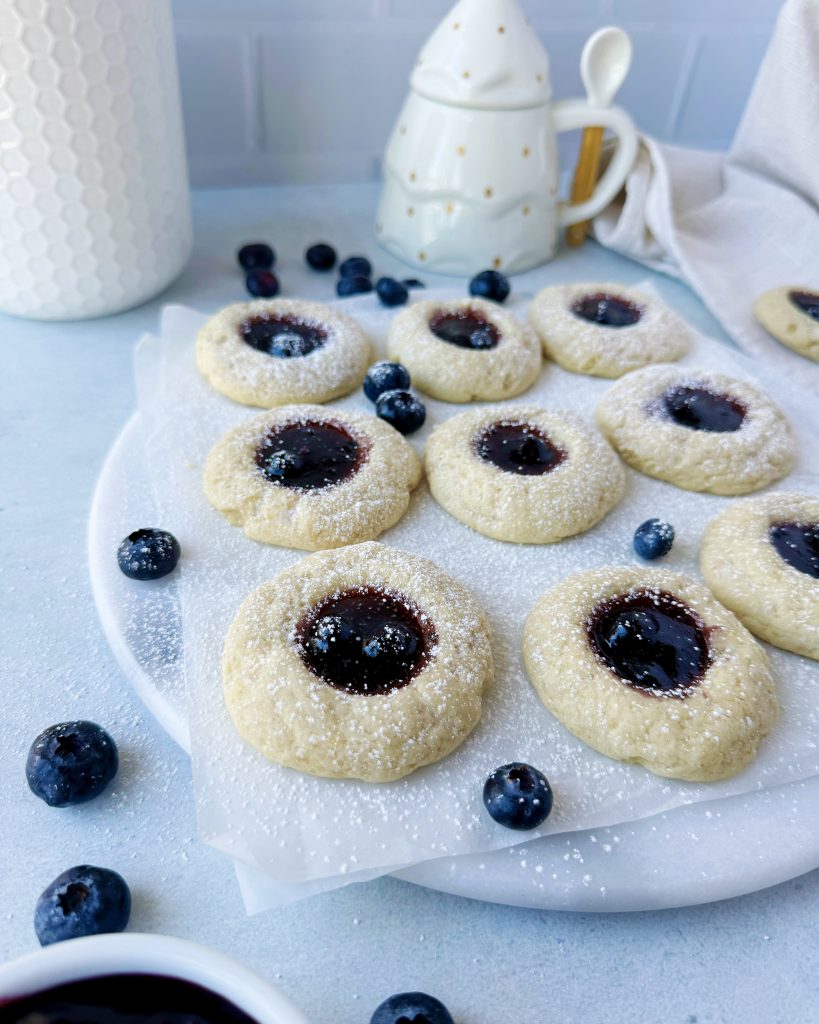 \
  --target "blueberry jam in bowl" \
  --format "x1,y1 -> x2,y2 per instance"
0,934 -> 311,1024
